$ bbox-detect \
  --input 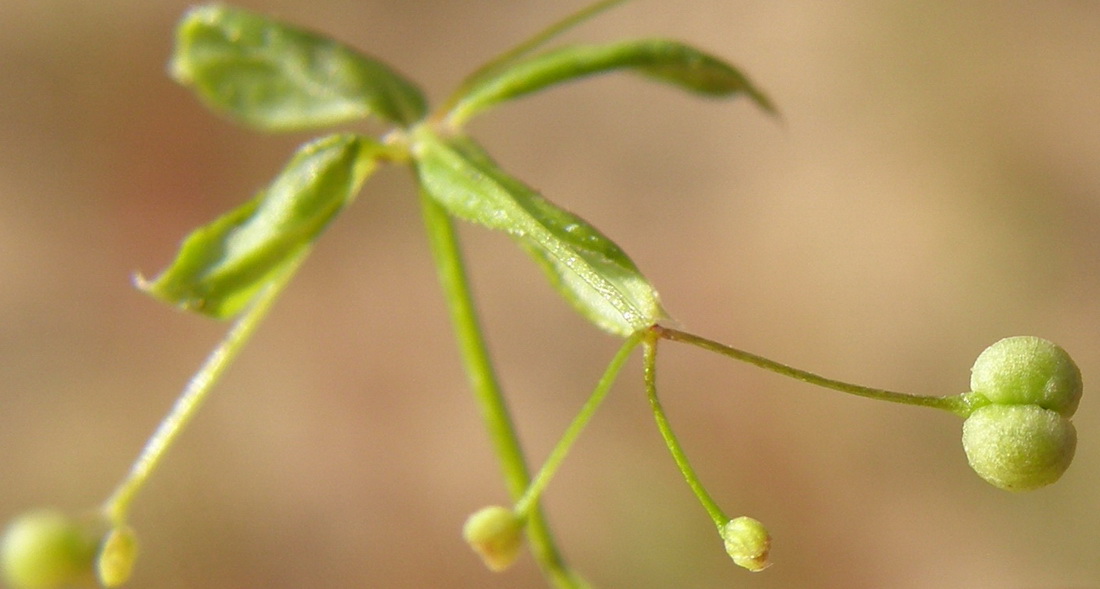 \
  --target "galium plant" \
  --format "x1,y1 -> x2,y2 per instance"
0,1 -> 1083,587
